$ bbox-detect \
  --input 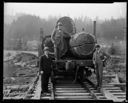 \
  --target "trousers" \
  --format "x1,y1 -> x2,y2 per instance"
96,62 -> 103,88
41,72 -> 51,92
